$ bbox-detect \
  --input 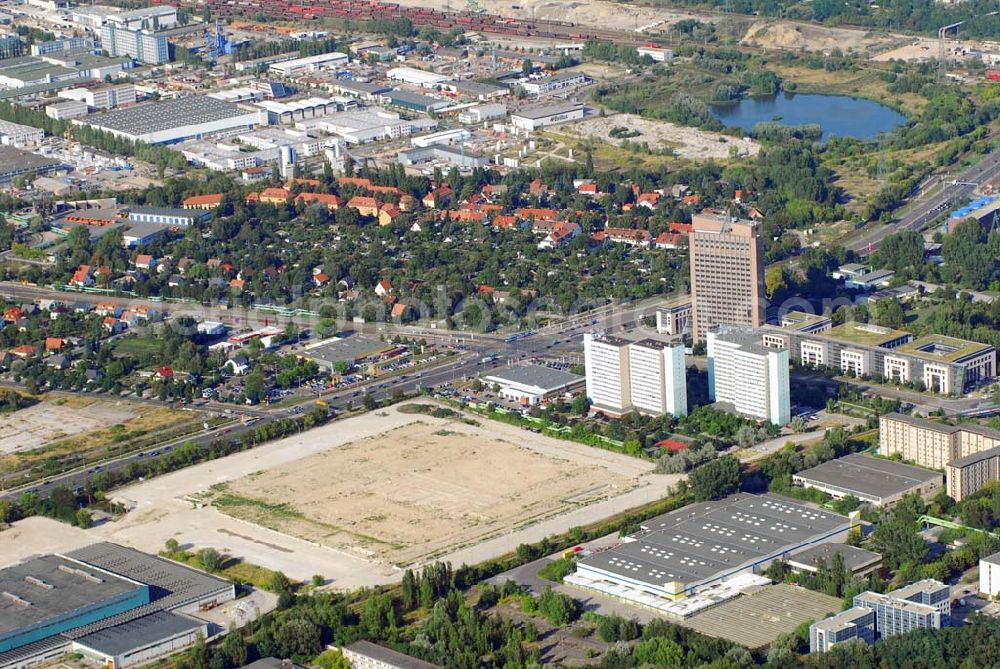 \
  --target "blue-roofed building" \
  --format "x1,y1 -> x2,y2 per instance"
946,194 -> 1000,233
